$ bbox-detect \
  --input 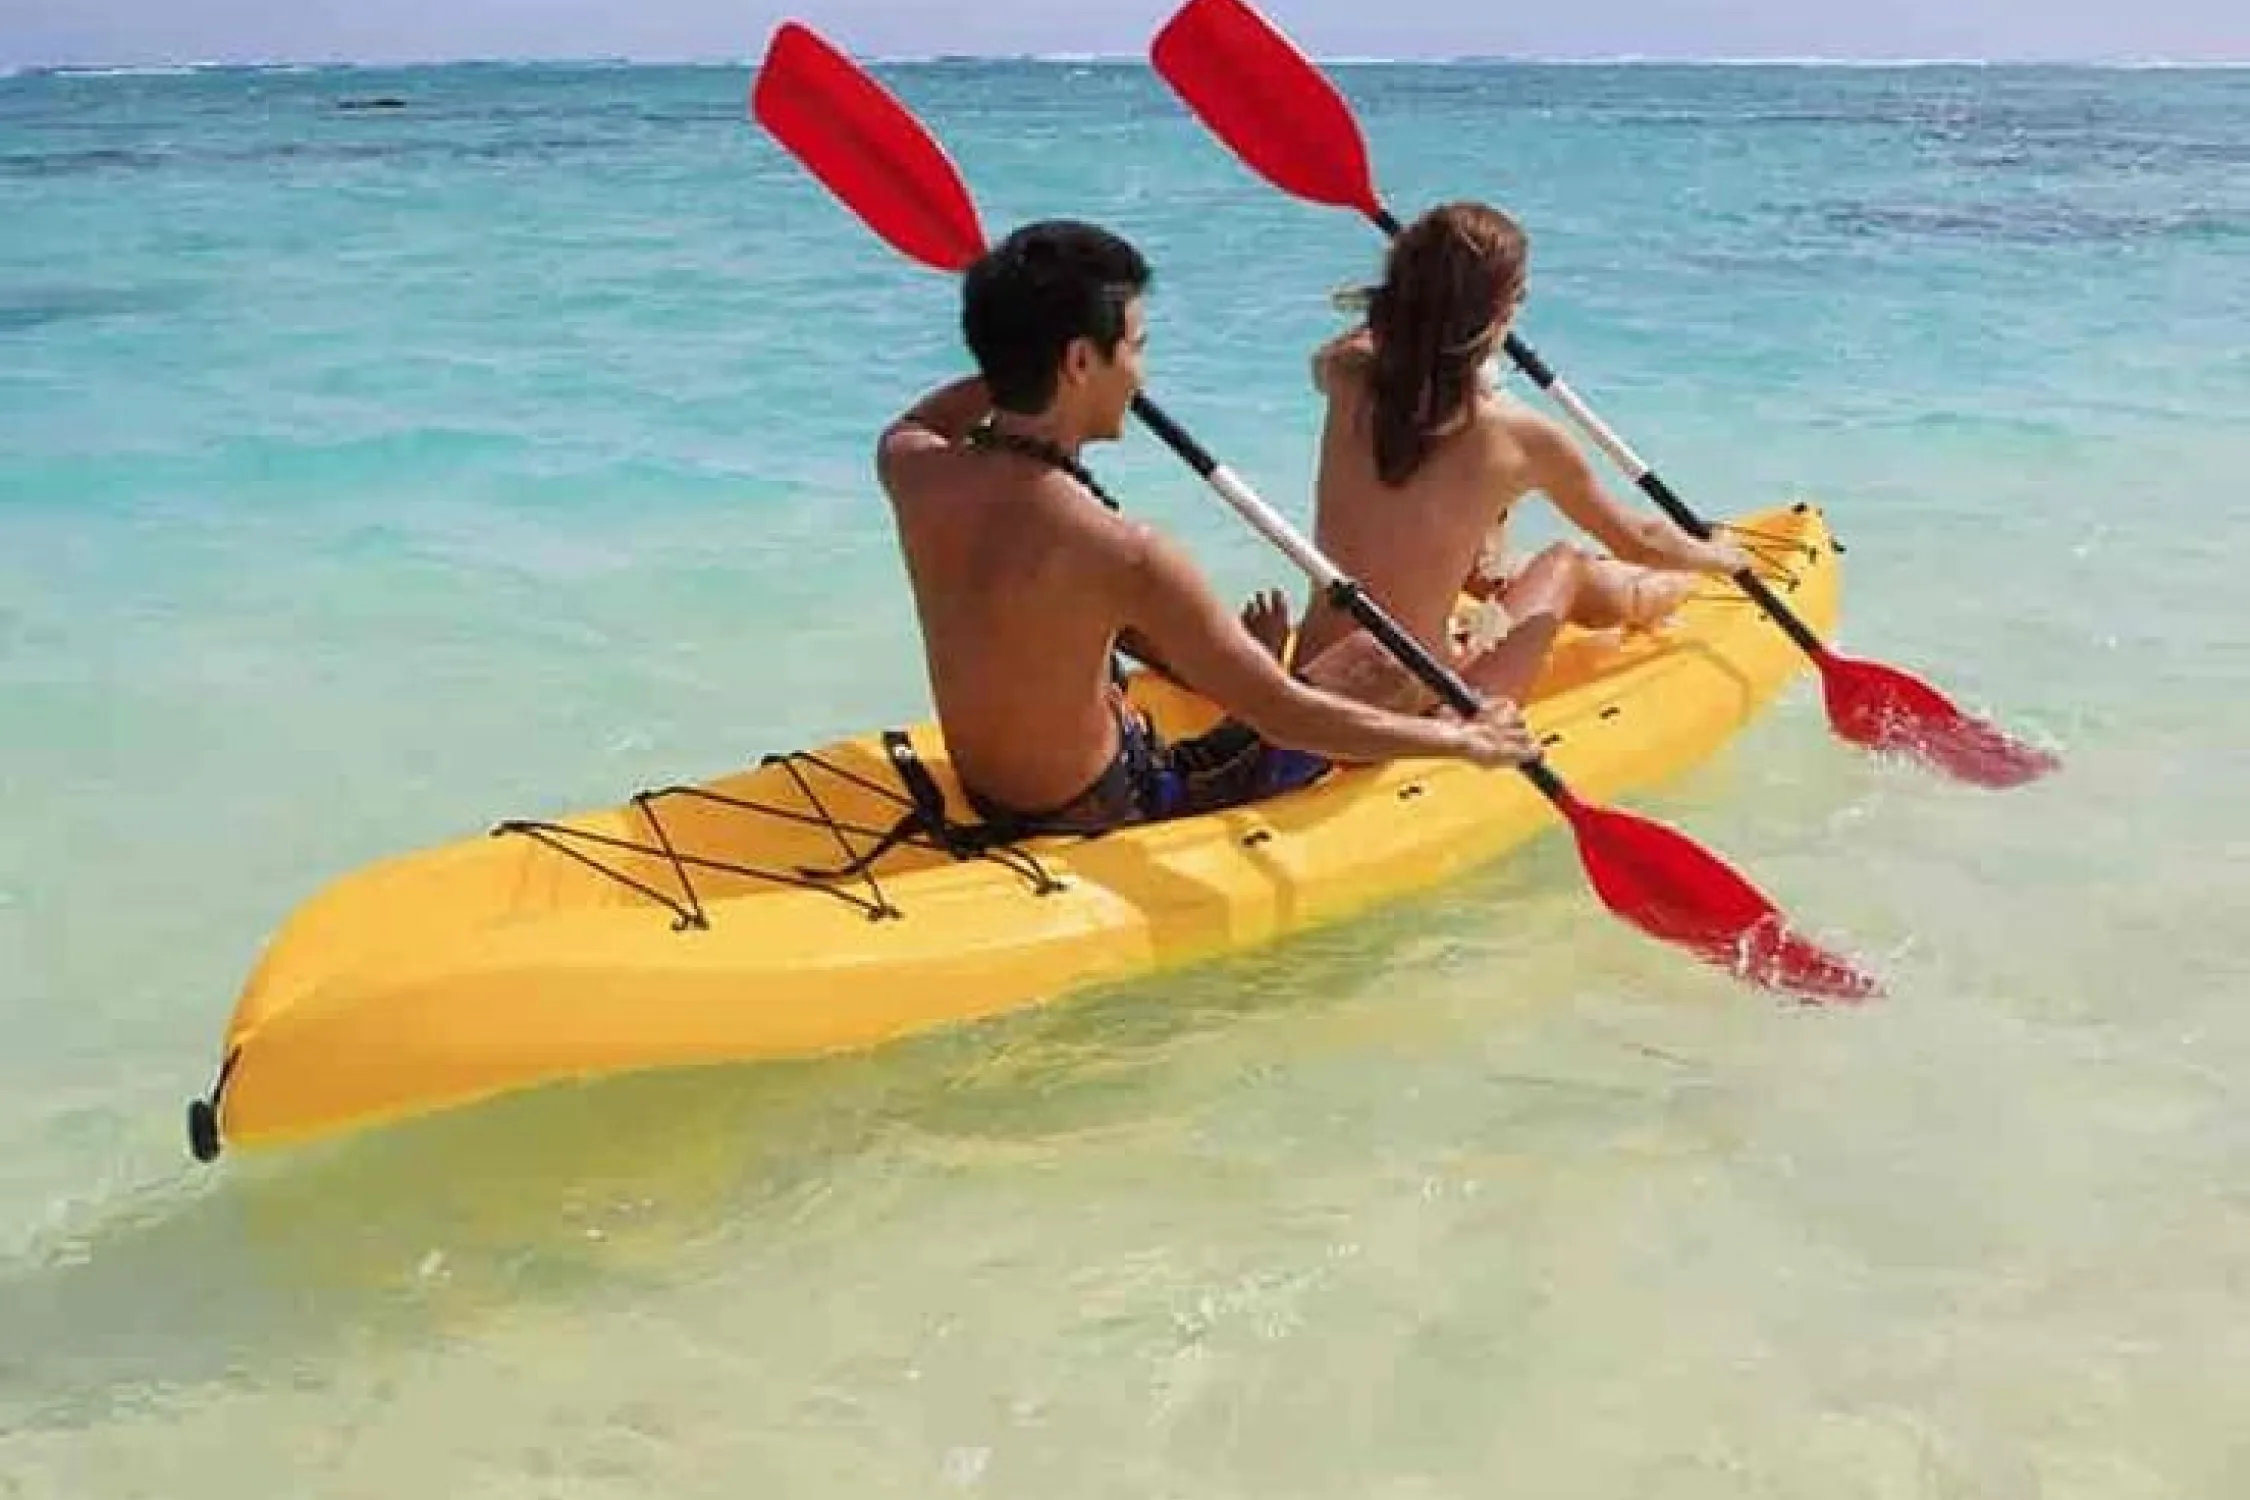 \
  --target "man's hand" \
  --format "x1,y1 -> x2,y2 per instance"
1451,697 -> 1539,769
